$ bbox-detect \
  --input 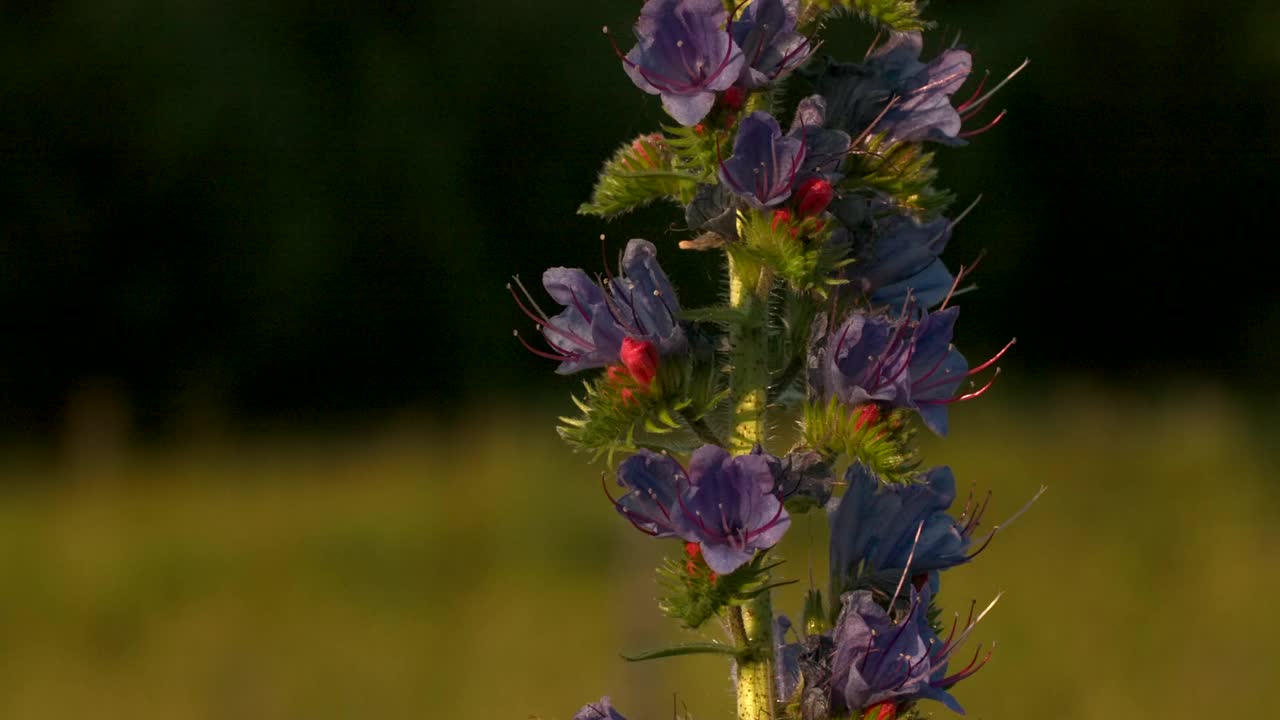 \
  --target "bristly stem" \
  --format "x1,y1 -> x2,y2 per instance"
727,242 -> 776,720
728,250 -> 772,453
